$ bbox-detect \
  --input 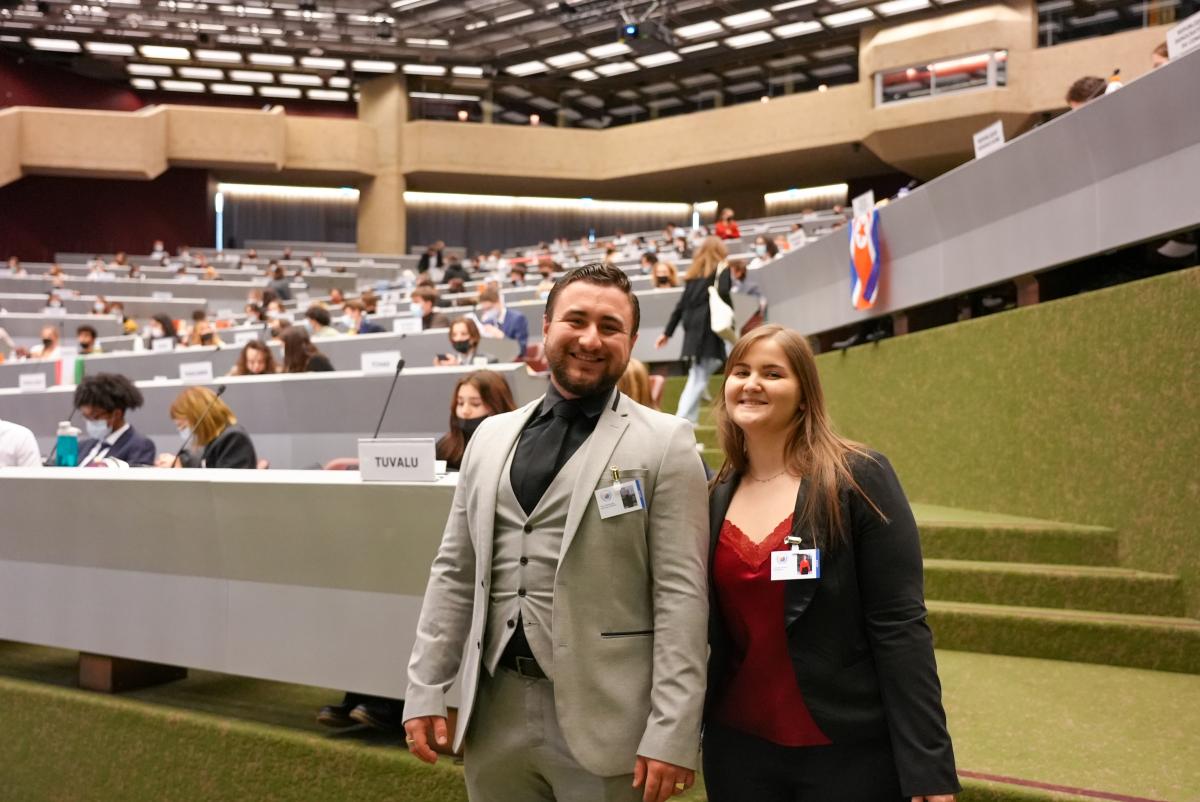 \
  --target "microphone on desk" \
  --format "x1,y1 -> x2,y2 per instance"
43,405 -> 78,467
171,384 -> 227,467
371,358 -> 407,440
